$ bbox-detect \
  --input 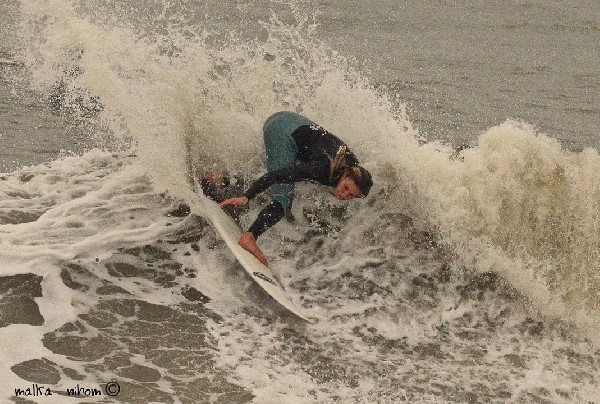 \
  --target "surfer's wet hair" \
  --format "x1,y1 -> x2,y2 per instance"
328,146 -> 372,197
343,165 -> 373,197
